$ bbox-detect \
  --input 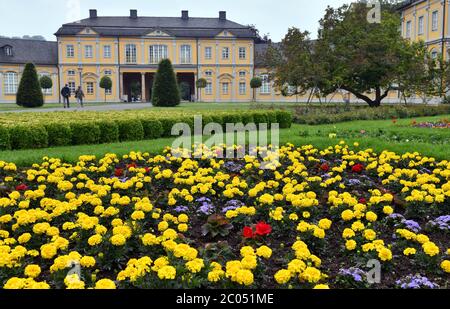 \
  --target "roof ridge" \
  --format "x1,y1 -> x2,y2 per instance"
0,37 -> 56,43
